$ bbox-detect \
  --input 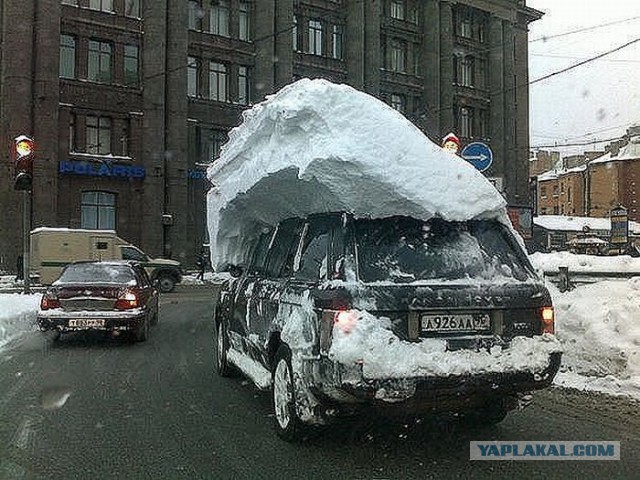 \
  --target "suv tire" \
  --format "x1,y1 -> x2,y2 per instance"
272,344 -> 307,442
156,274 -> 176,293
461,397 -> 510,427
214,319 -> 233,377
